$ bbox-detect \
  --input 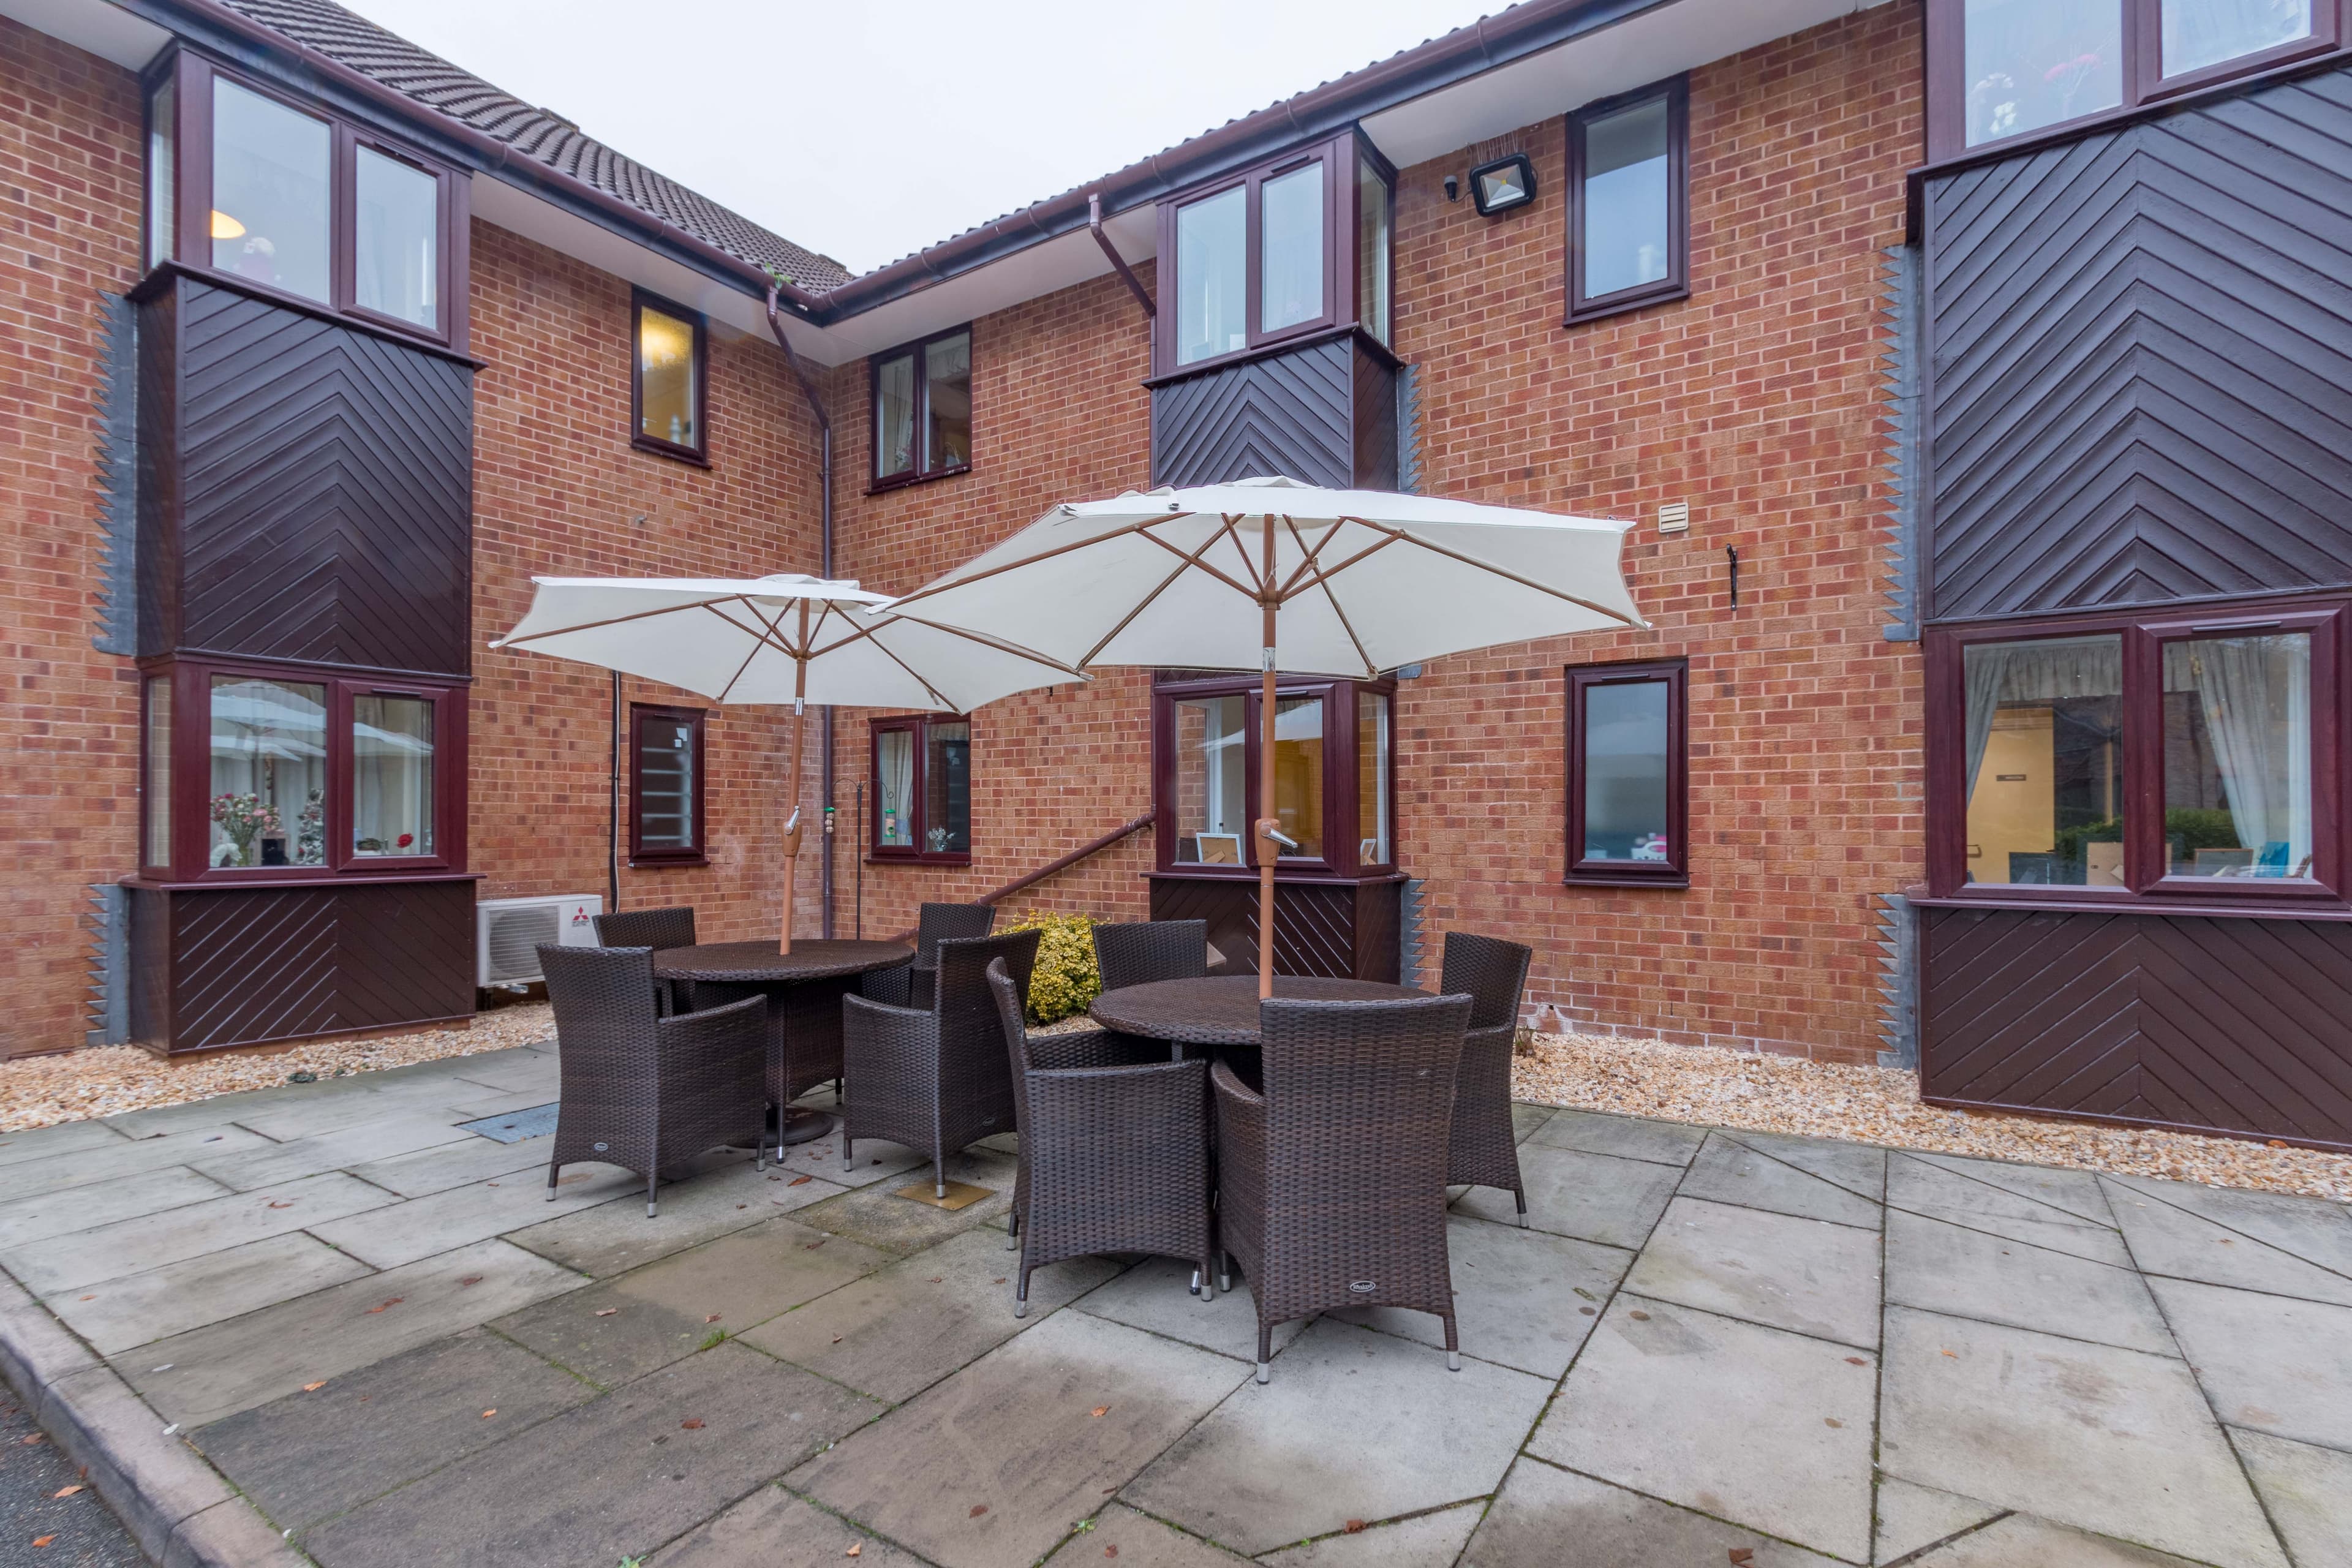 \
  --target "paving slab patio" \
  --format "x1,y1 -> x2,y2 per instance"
0,1054 -> 2343,1568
